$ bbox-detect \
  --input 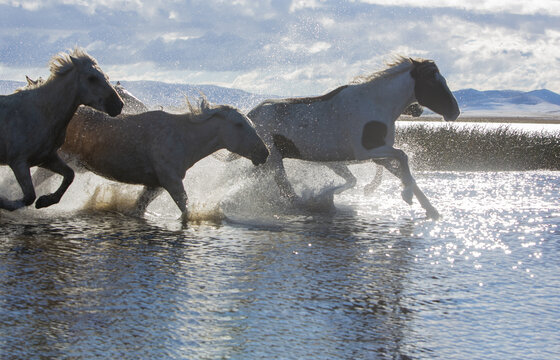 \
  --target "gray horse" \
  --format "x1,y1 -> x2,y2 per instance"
0,48 -> 123,211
